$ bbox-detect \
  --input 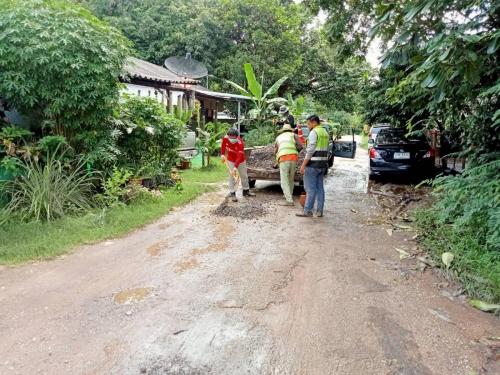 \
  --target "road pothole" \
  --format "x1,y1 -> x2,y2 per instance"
113,287 -> 152,305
